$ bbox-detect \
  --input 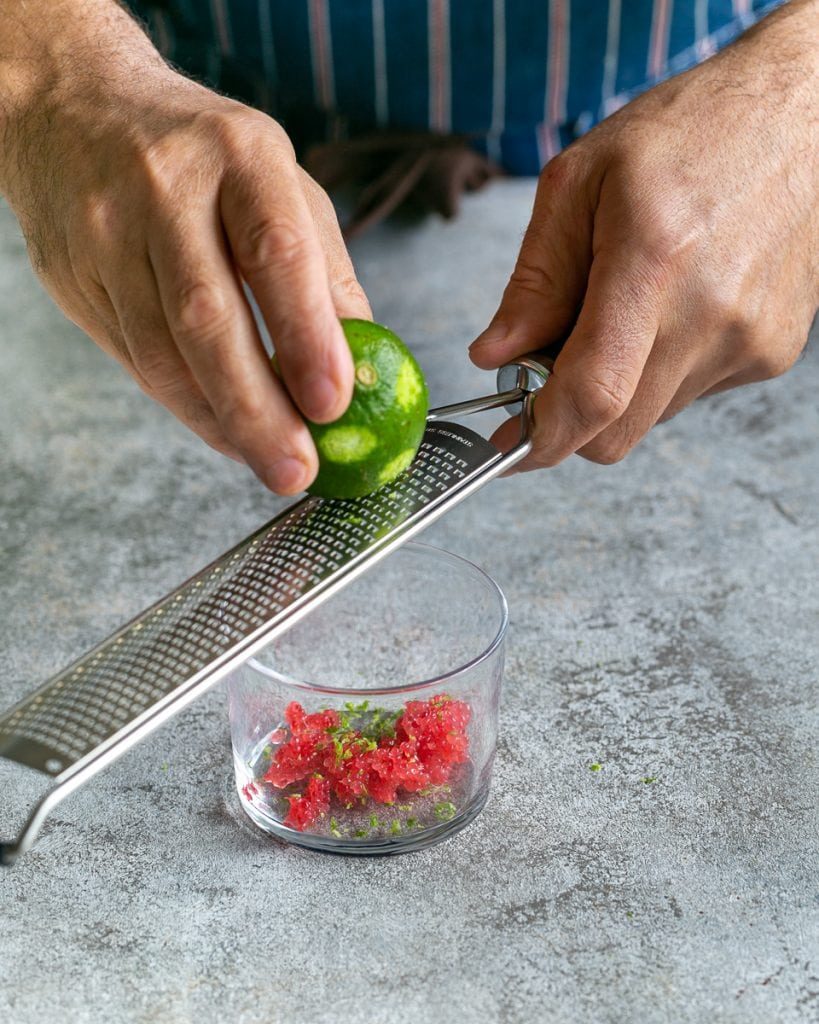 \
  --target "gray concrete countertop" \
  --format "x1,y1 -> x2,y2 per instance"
0,185 -> 816,1024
